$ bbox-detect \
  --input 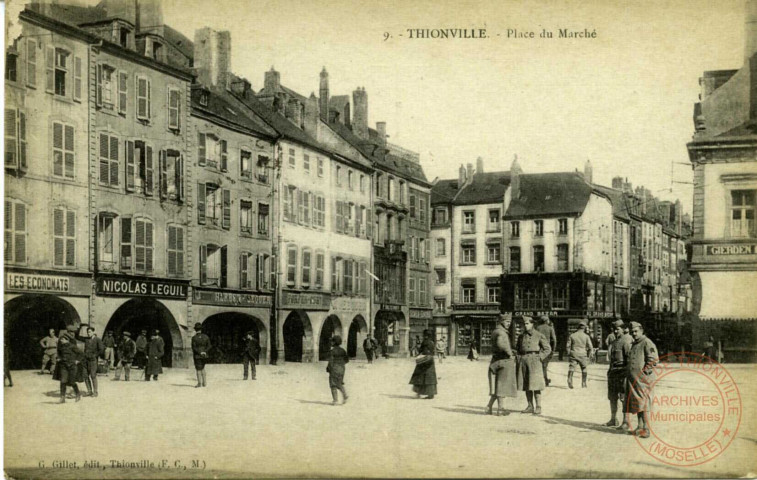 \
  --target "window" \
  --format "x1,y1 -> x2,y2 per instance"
314,195 -> 325,228
534,220 -> 544,237
26,38 -> 37,87
409,194 -> 416,217
303,154 -> 310,173
388,177 -> 394,201
487,287 -> 500,304
359,262 -> 367,295
5,52 -> 17,82
336,165 -> 342,185
126,141 -> 154,195
315,252 -> 325,289
120,217 -> 132,270
510,221 -> 520,238
317,157 -> 324,176
99,133 -> 119,186
533,245 -> 545,272
200,244 -> 227,286
435,297 -> 446,314
557,244 -> 569,271
343,259 -> 354,293
240,200 -> 253,234
52,48 -> 69,96
258,203 -> 270,236
419,198 -> 427,223
256,155 -> 270,183
331,256 -> 341,292
283,186 -> 296,222
462,243 -> 476,264
399,182 -> 405,204
731,190 -> 755,238
134,218 -> 153,273
434,207 -> 448,225
408,278 -> 416,305
360,175 -> 365,192
197,184 -> 230,229
435,268 -> 447,285
488,209 -> 501,231
257,253 -> 271,290
5,108 -> 27,170
118,25 -> 131,48
436,238 -> 446,257
167,87 -> 181,130
159,150 -> 184,201
239,252 -> 254,289
286,246 -> 297,286
487,244 -> 501,263
167,225 -> 184,277
419,278 -> 427,306
241,150 -> 253,178
98,214 -> 115,269
348,170 -> 354,189
5,200 -> 27,264
302,249 -> 312,286
461,282 -> 475,304
552,281 -> 569,309
298,190 -> 311,225
509,247 -> 521,273
151,40 -> 163,61
97,64 -> 116,109
289,149 -> 297,168
419,238 -> 426,262
463,211 -> 475,233
135,75 -> 151,121
558,218 -> 568,235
